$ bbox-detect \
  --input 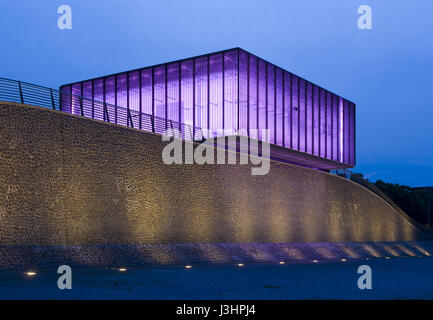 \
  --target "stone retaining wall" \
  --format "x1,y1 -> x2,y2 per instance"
0,101 -> 429,252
